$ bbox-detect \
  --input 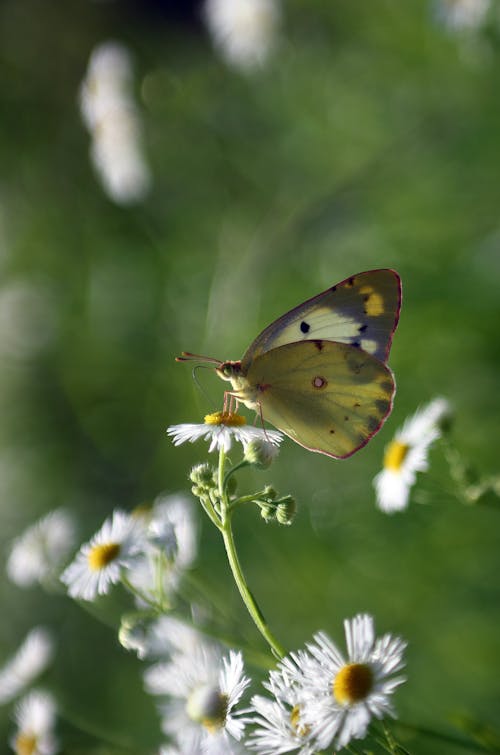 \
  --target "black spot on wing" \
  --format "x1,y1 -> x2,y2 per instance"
375,399 -> 390,415
358,324 -> 368,333
380,380 -> 394,393
300,321 -> 310,334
